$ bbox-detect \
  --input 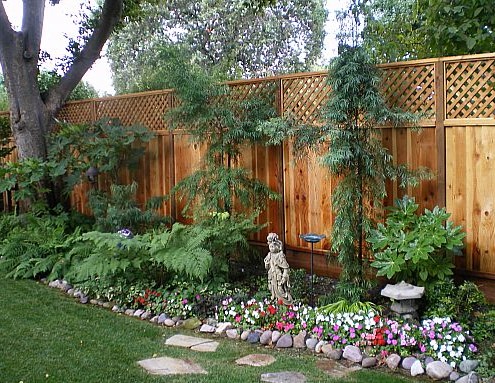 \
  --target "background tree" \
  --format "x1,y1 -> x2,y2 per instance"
355,0 -> 495,63
107,0 -> 327,94
0,0 -> 274,209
